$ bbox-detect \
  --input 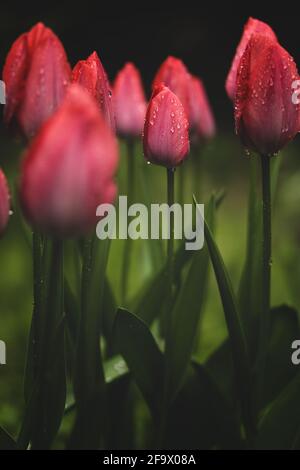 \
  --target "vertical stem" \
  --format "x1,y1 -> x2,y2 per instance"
31,237 -> 65,449
193,144 -> 203,202
257,155 -> 272,407
70,235 -> 109,449
158,168 -> 175,448
167,167 -> 175,288
178,166 -> 185,204
121,138 -> 135,304
31,231 -> 44,379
